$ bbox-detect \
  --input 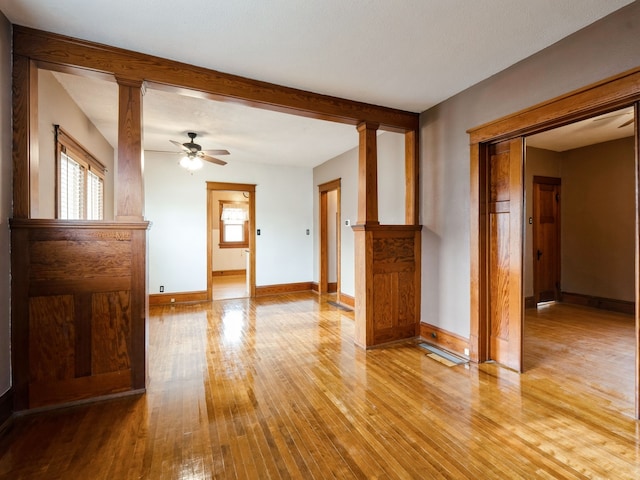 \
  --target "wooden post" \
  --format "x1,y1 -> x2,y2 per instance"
356,121 -> 379,226
405,130 -> 419,226
116,77 -> 145,221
